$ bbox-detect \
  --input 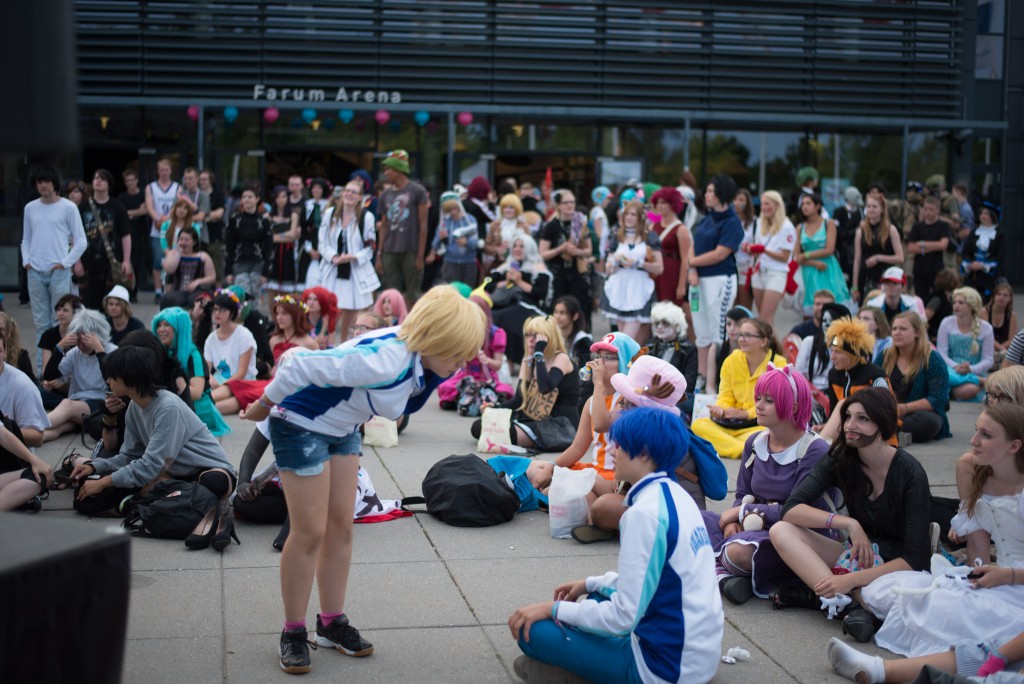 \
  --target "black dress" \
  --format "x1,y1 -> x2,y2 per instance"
489,270 -> 551,365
